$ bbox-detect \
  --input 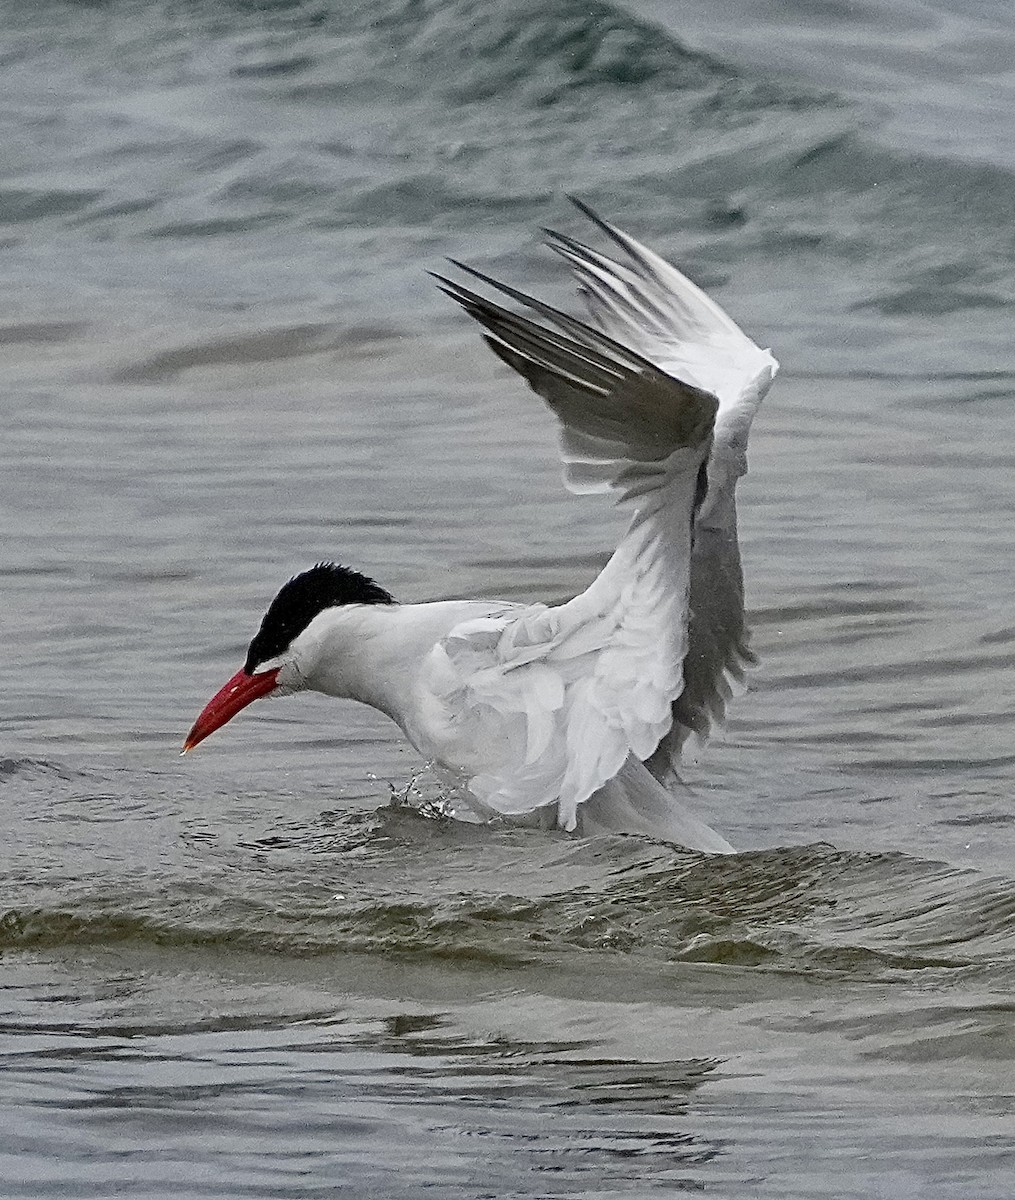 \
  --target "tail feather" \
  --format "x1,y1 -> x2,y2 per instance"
576,757 -> 735,853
